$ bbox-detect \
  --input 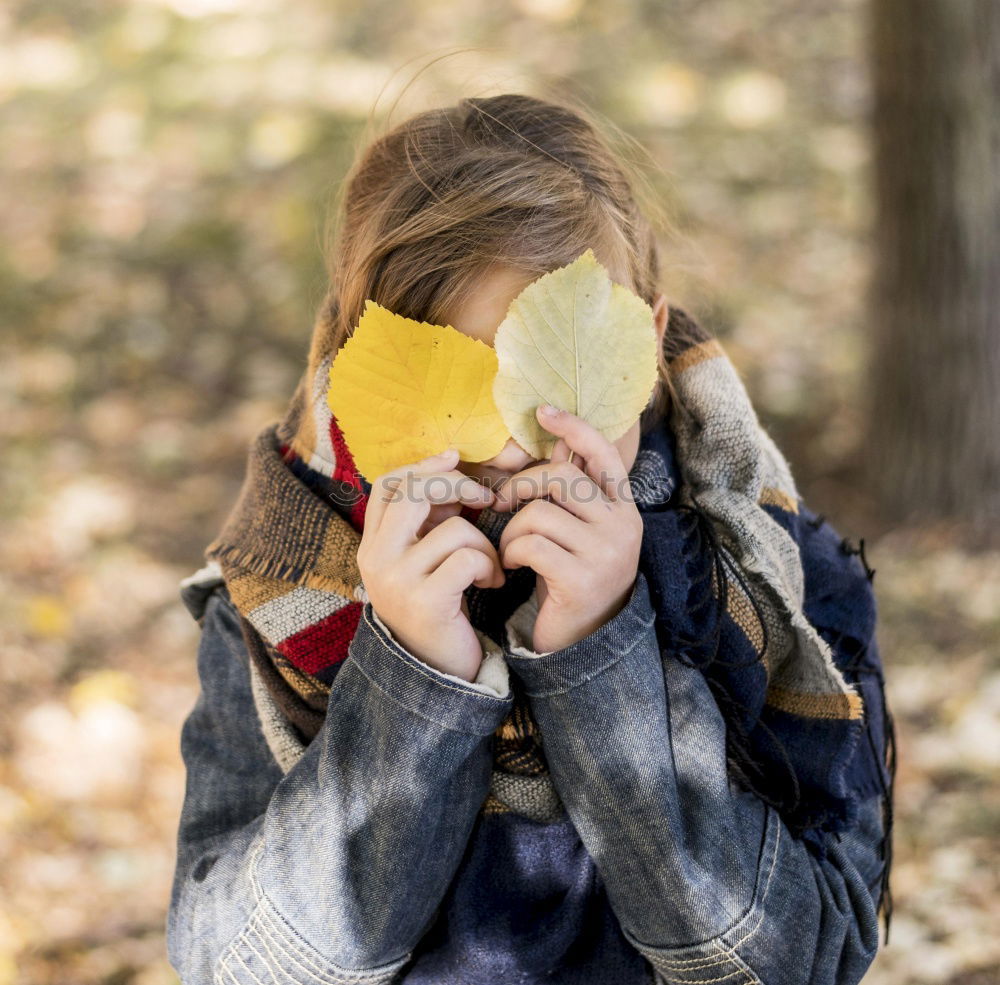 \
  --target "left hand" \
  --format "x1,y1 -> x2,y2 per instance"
491,405 -> 644,653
